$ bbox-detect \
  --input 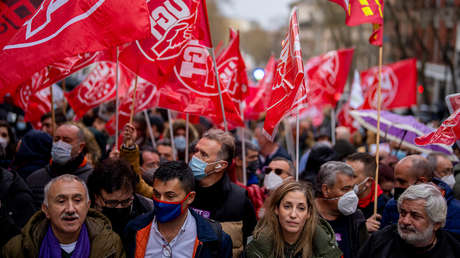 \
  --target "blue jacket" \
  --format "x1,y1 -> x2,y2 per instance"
123,209 -> 233,258
381,178 -> 460,234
